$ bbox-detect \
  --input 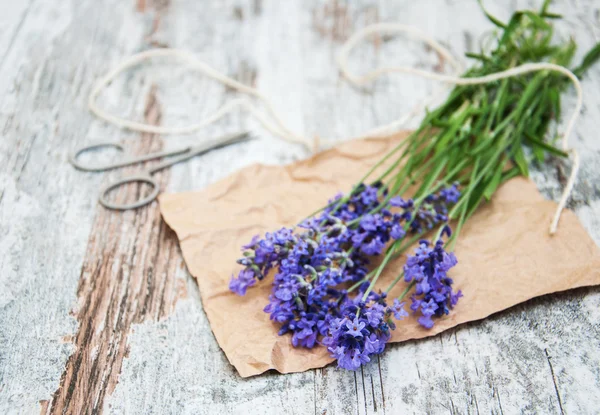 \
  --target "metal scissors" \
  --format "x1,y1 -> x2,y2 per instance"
70,131 -> 252,210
